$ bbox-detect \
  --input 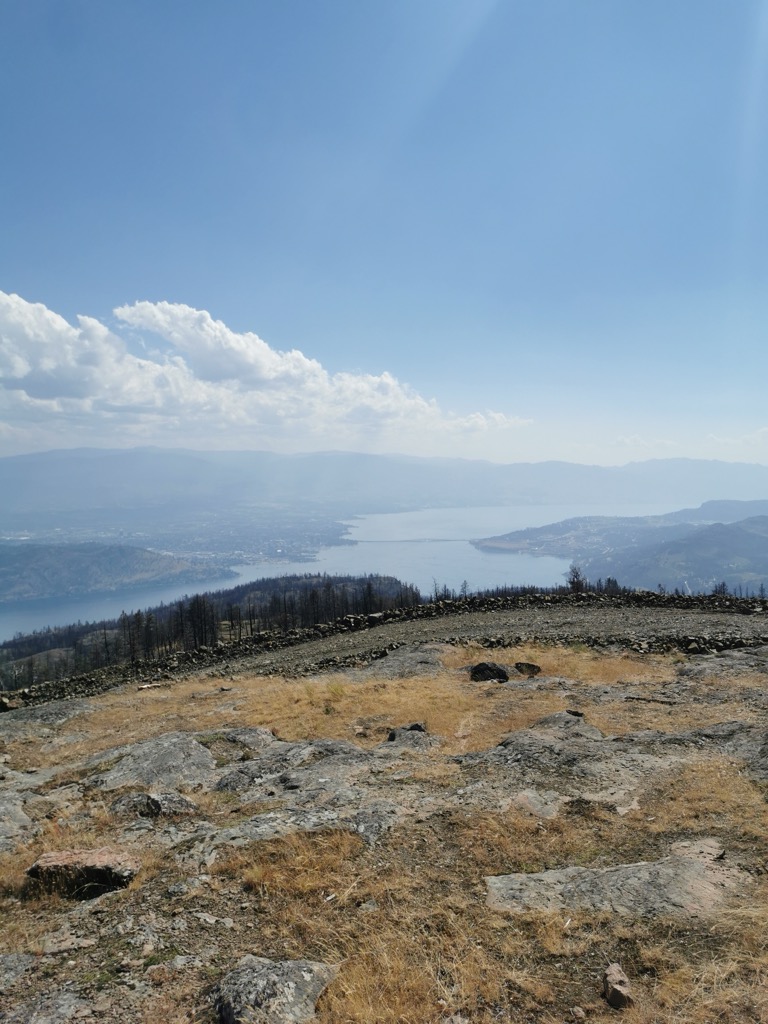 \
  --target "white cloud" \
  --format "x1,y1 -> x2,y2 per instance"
706,428 -> 768,455
0,291 -> 529,456
114,301 -> 324,387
